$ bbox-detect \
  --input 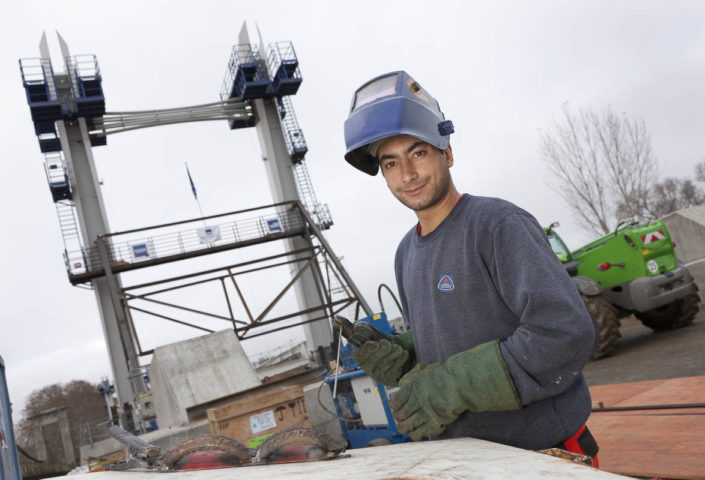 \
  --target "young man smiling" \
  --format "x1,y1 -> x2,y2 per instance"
342,71 -> 599,464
